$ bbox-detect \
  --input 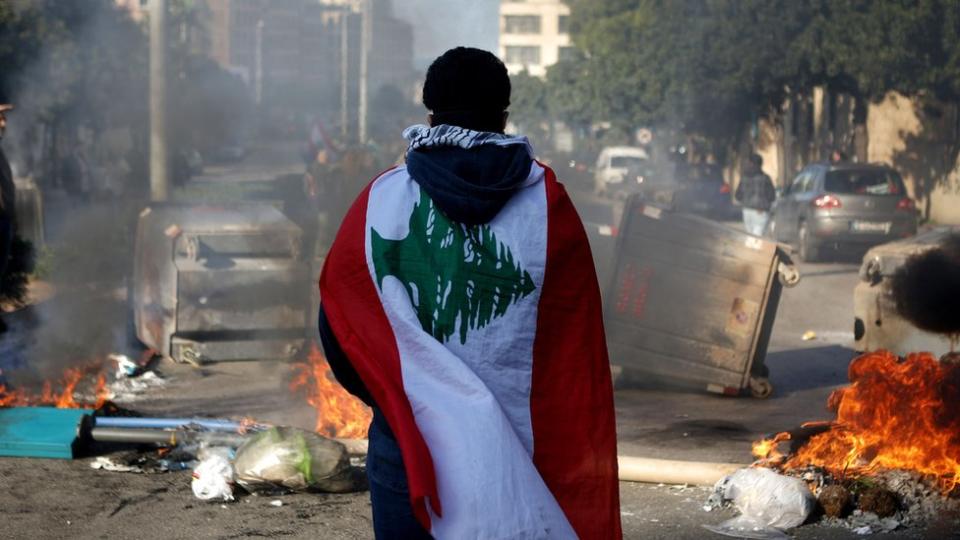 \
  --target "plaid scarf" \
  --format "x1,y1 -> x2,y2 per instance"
402,124 -> 534,157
